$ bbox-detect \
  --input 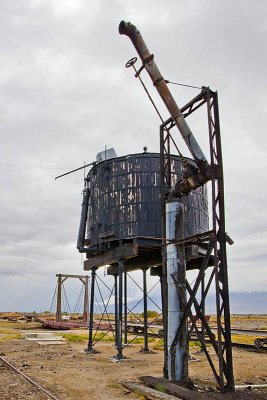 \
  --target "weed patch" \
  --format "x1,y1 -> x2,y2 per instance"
94,332 -> 115,342
0,333 -> 23,342
62,334 -> 88,343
